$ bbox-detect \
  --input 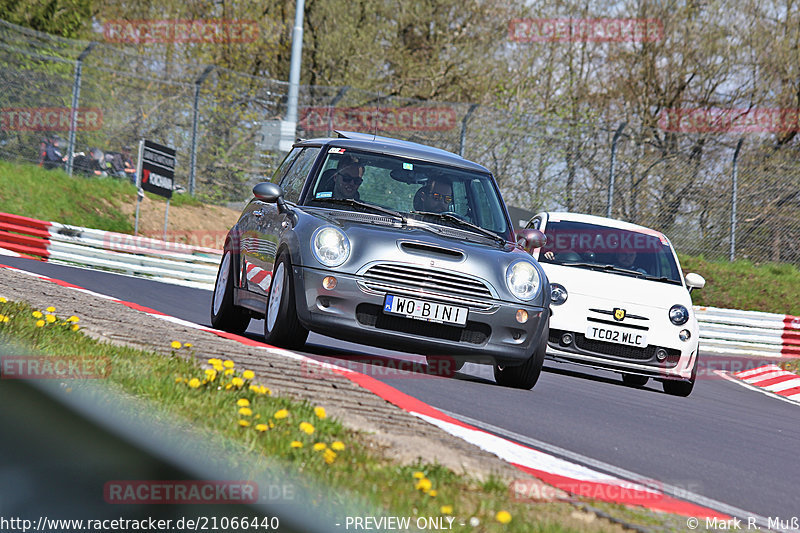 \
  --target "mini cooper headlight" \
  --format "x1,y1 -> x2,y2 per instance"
669,304 -> 690,325
312,226 -> 350,267
506,260 -> 540,301
550,283 -> 568,305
